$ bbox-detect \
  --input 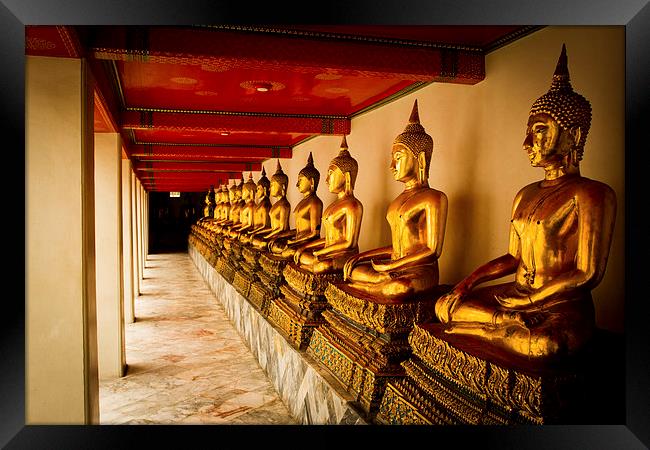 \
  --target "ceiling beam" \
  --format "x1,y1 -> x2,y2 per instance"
121,110 -> 350,135
89,26 -> 484,84
134,161 -> 262,172
129,145 -> 292,161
